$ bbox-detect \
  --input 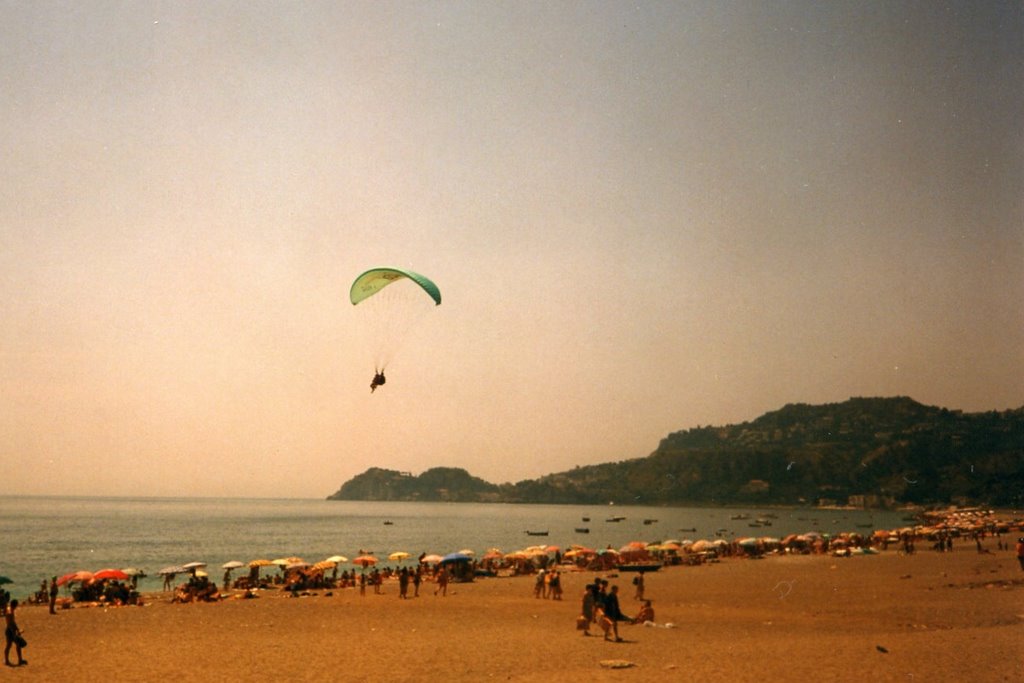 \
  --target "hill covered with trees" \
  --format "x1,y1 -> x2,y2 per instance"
326,397 -> 1024,508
